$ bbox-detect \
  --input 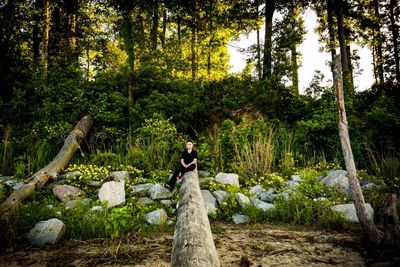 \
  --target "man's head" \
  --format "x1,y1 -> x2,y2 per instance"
186,140 -> 193,150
